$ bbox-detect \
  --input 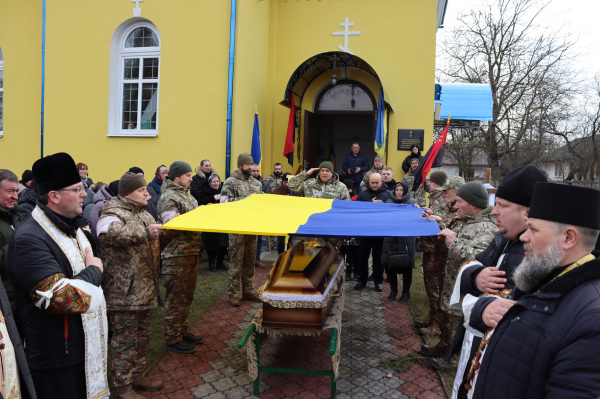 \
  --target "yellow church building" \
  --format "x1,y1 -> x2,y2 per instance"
0,0 -> 447,183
